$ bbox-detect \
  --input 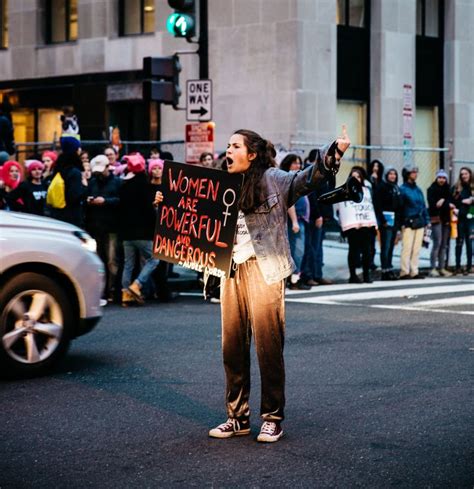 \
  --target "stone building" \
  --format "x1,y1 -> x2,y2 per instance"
0,0 -> 472,177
